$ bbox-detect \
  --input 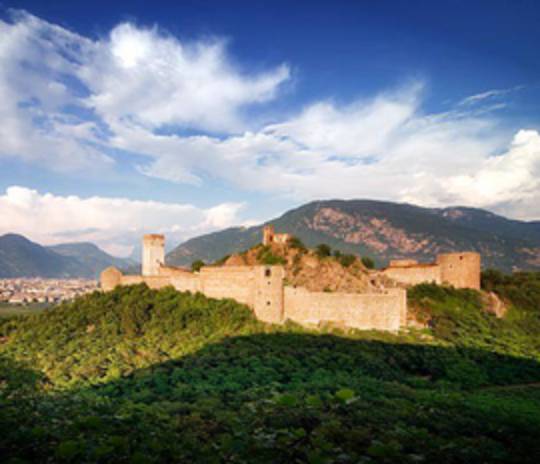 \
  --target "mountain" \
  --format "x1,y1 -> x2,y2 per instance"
47,242 -> 135,276
167,200 -> 540,272
0,234 -> 87,278
0,234 -> 133,278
